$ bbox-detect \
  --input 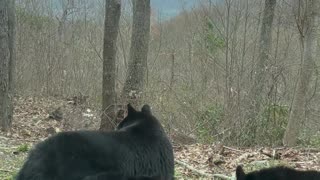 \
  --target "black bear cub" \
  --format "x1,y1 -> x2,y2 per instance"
16,104 -> 174,180
236,165 -> 320,180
